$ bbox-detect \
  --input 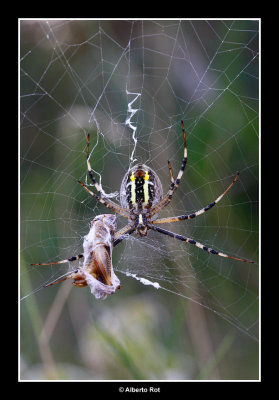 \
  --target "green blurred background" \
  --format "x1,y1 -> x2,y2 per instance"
20,20 -> 259,380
